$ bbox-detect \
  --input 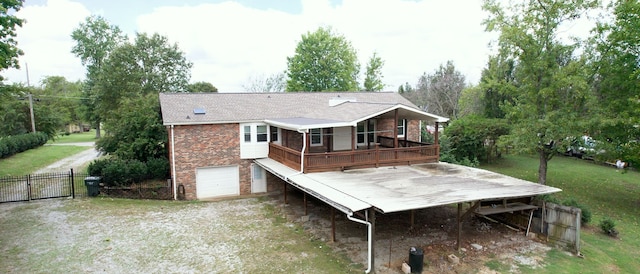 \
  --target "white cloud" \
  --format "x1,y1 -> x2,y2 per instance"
5,0 -> 496,91
4,0 -> 91,85
135,0 -> 495,91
